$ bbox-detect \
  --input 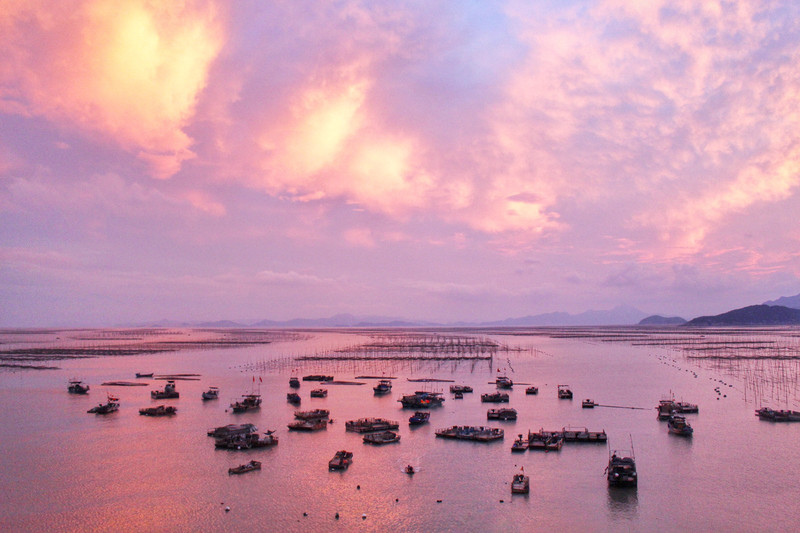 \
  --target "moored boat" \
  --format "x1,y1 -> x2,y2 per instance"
582,399 -> 597,408
373,379 -> 393,395
607,446 -> 637,487
207,423 -> 257,438
202,386 -> 219,400
511,470 -> 530,494
289,376 -> 300,388
288,418 -> 328,431
345,417 -> 400,433
405,465 -> 415,474
328,450 -> 353,470
557,384 -> 573,399
409,411 -> 430,425
363,430 -> 400,444
435,426 -> 504,442
398,391 -> 445,408
135,373 -> 154,378
481,392 -> 509,403
454,391 -> 463,399
496,375 -> 513,389
87,395 -> 119,414
525,386 -> 538,395
450,385 -> 473,393
310,388 -> 328,398
674,401 -> 699,413
68,380 -> 90,394
487,407 -> 517,420
151,380 -> 179,399
294,409 -> 329,420
139,405 -> 177,416
527,430 -> 563,451
303,375 -> 333,381
215,431 -> 278,449
231,393 -> 262,413
561,426 -> 607,443
287,392 -> 301,405
228,460 -> 261,475
755,407 -> 800,422
511,434 -> 528,452
667,414 -> 694,436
